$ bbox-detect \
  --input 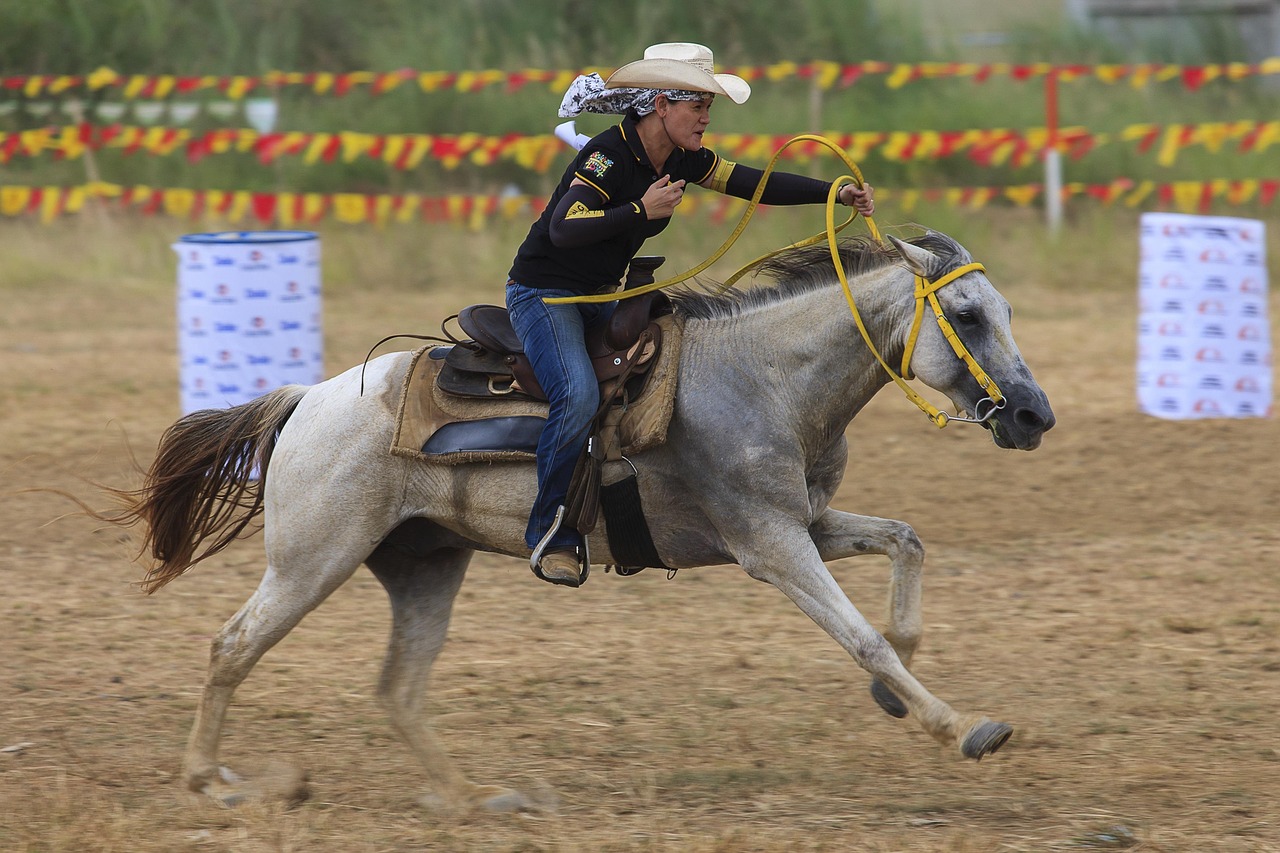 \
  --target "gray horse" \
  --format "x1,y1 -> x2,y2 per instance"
106,231 -> 1054,810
